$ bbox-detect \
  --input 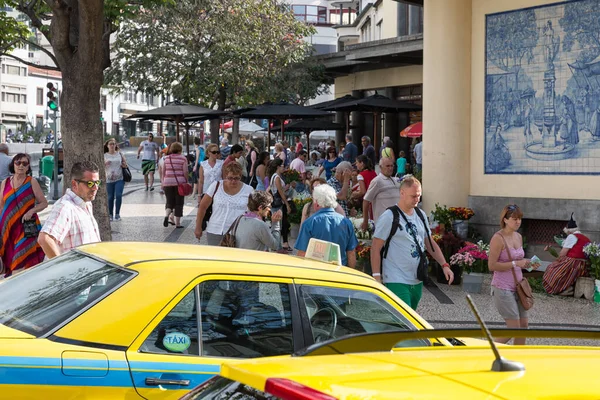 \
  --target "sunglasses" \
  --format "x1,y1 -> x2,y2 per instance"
209,151 -> 220,155
76,179 -> 102,188
15,161 -> 29,167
